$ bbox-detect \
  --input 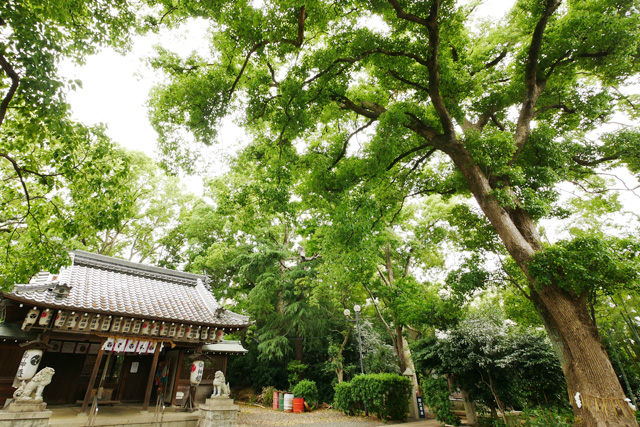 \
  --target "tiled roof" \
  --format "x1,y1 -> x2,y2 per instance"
5,251 -> 251,328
